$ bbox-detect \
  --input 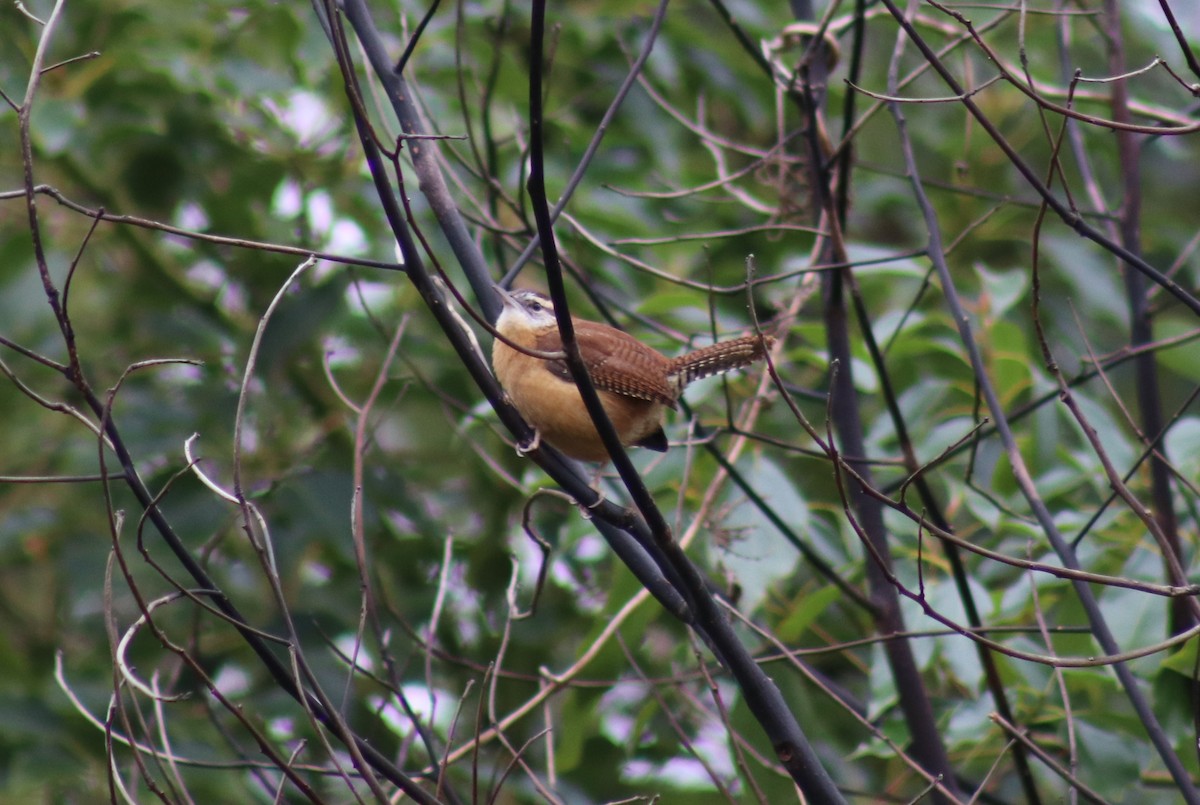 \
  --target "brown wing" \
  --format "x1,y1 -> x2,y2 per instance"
536,320 -> 677,406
